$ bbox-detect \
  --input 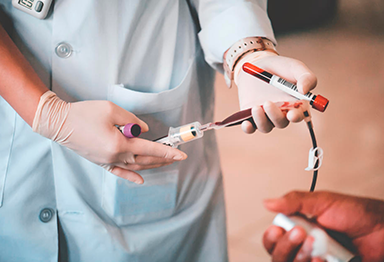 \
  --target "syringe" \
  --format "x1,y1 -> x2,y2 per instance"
155,122 -> 204,148
155,101 -> 302,148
